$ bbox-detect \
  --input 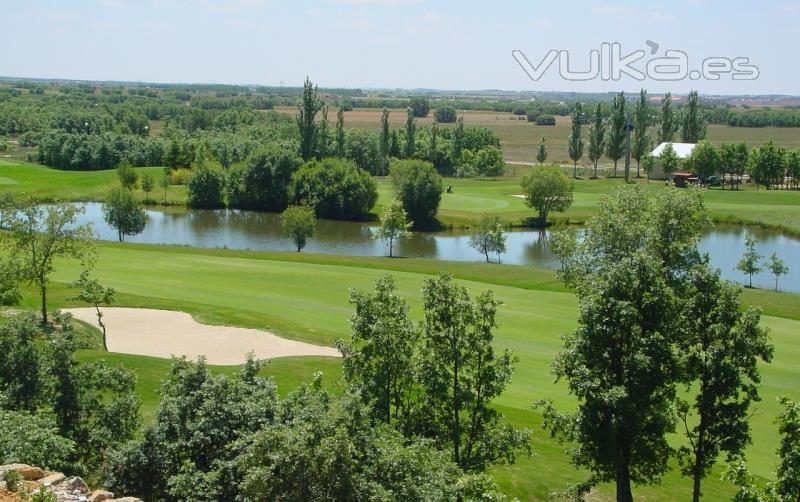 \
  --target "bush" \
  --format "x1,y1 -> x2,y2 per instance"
170,168 -> 192,185
536,115 -> 556,126
526,111 -> 540,122
228,145 -> 302,212
0,409 -> 75,473
513,106 -> 527,116
389,159 -> 443,224
289,158 -> 378,220
521,167 -> 574,225
434,106 -> 458,123
470,146 -> 505,177
409,97 -> 430,118
3,469 -> 22,492
187,166 -> 226,209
